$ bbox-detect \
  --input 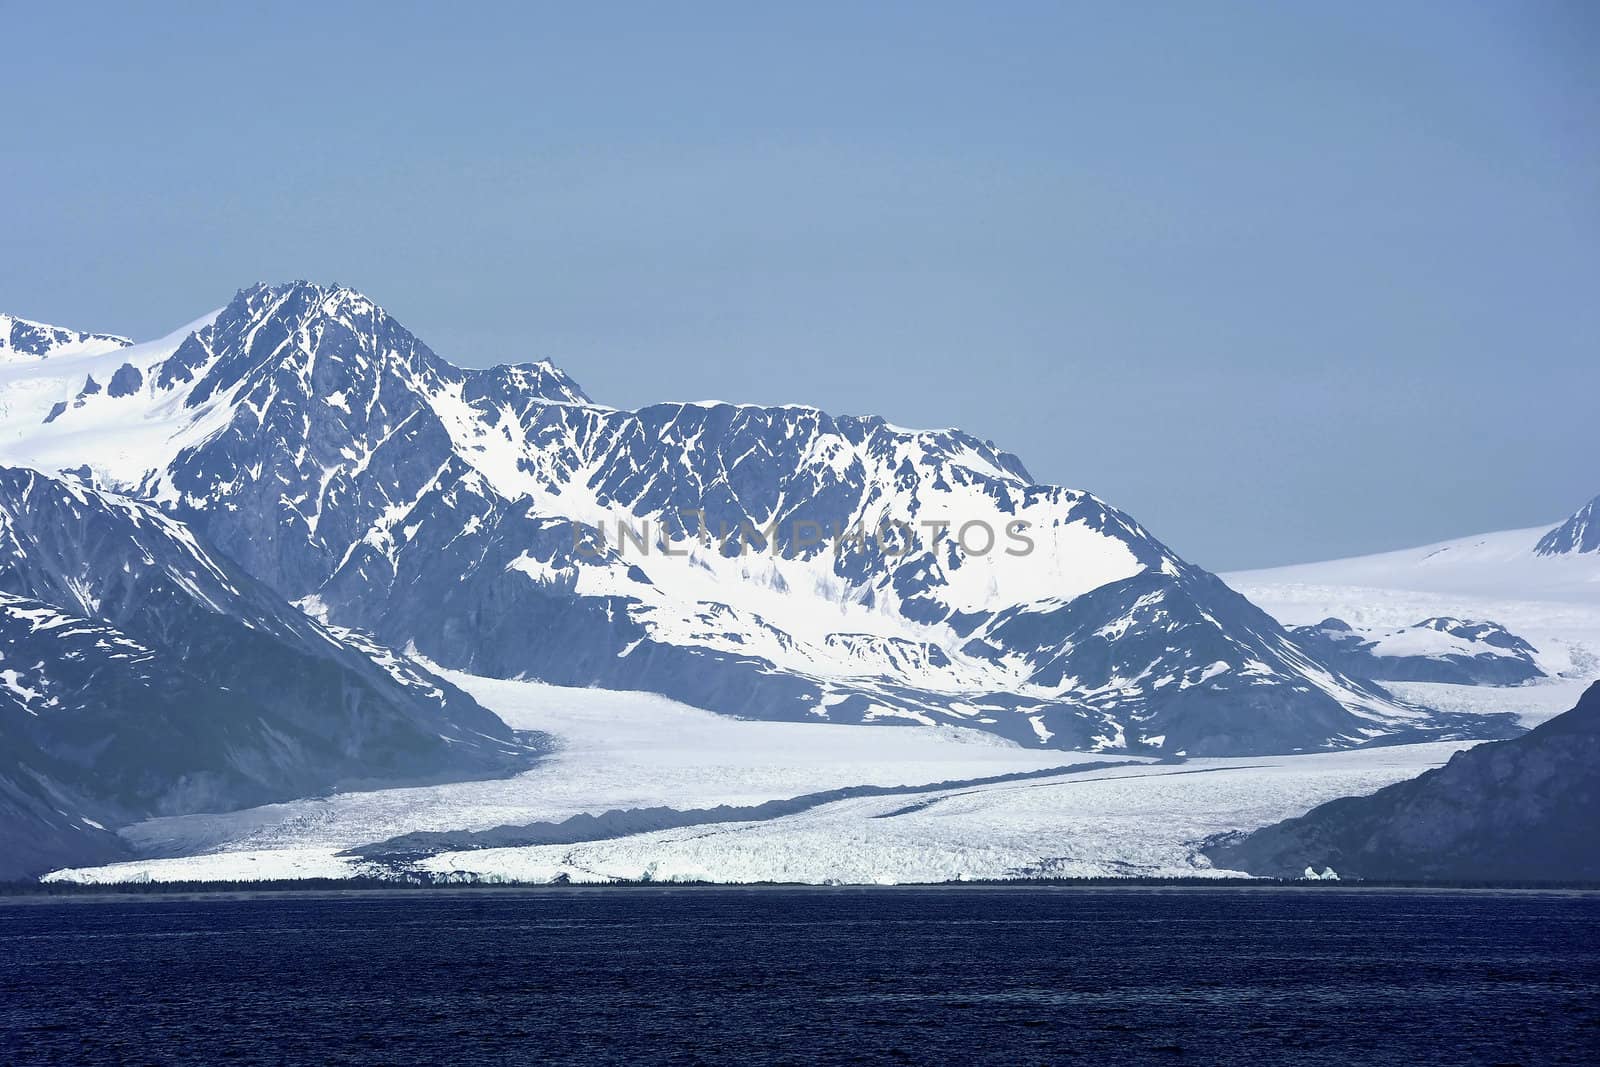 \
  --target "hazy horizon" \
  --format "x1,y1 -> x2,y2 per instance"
5,1 -> 1596,570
